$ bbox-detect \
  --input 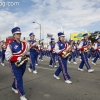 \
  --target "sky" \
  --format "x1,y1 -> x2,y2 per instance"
0,0 -> 100,42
